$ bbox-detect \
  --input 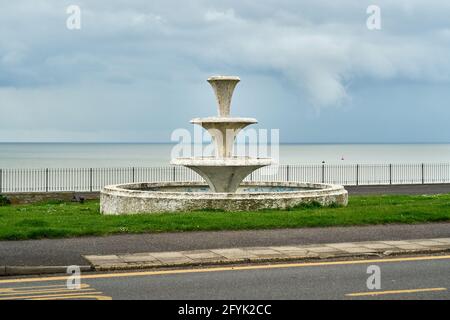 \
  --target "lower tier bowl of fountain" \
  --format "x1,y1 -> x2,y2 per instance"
100,181 -> 348,215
